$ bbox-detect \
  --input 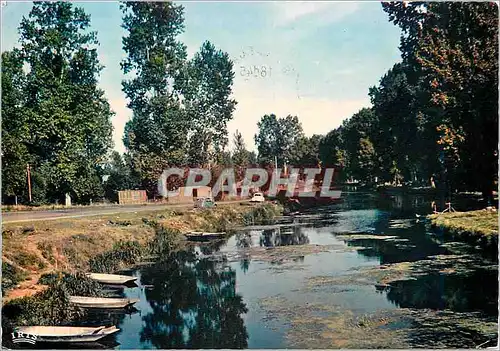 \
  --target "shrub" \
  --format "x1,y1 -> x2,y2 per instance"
37,242 -> 56,264
11,251 -> 42,269
243,204 -> 282,225
1,262 -> 28,294
38,272 -> 104,297
148,226 -> 182,257
89,240 -> 143,273
2,272 -> 105,337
